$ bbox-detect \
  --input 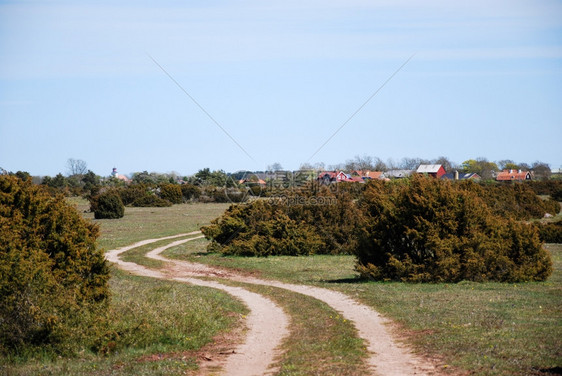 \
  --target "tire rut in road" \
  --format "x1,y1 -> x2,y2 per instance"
146,233 -> 441,376
106,233 -> 289,376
